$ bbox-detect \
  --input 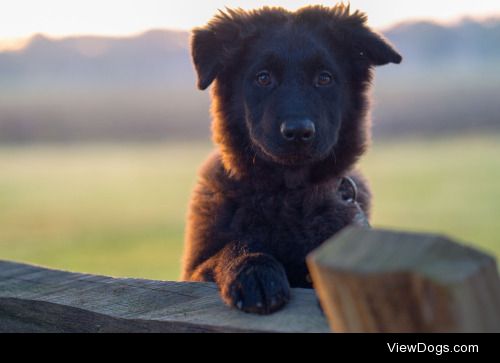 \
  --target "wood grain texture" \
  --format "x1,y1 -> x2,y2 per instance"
307,227 -> 500,333
0,260 -> 329,333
